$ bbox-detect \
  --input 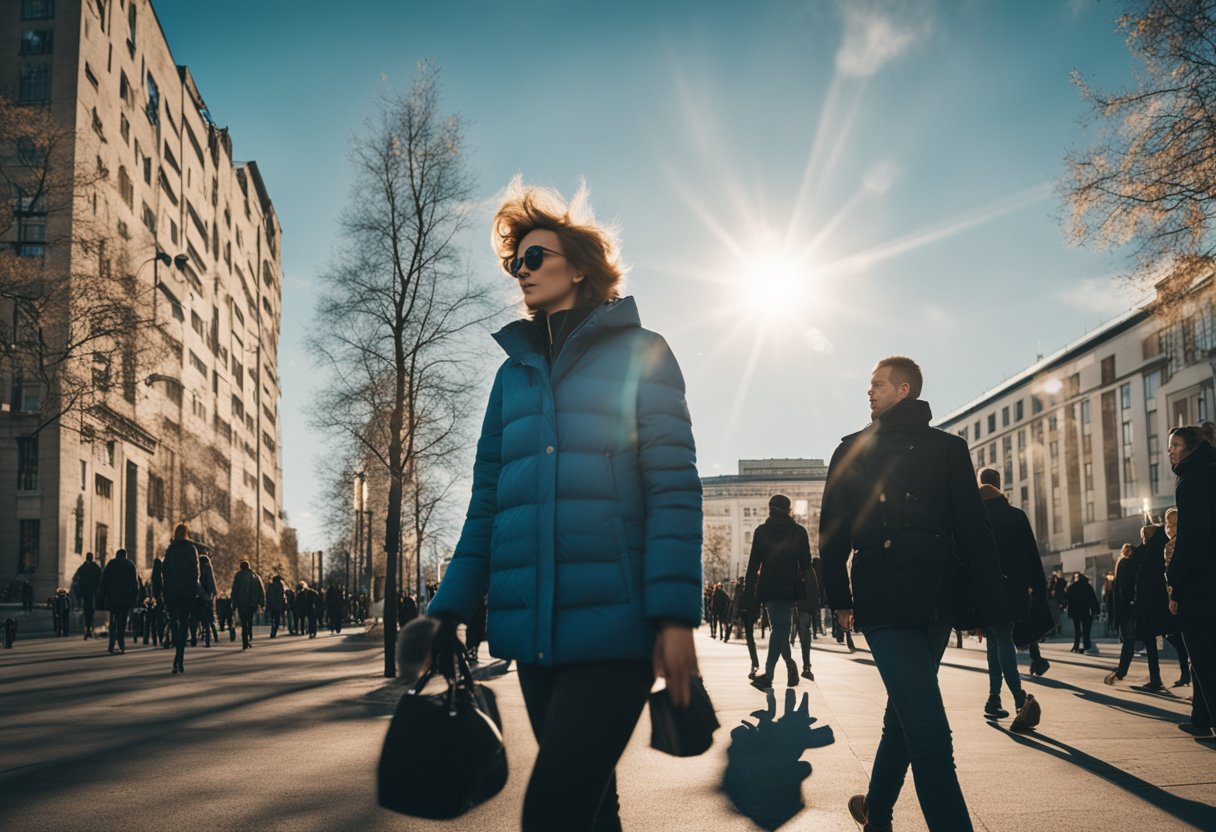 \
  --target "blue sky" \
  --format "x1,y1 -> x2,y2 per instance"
155,0 -> 1143,552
